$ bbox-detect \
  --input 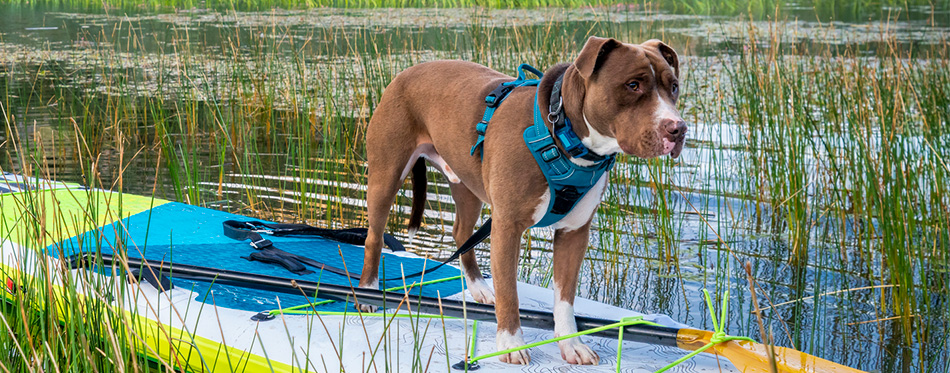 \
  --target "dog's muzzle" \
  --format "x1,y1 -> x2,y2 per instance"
662,119 -> 687,158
